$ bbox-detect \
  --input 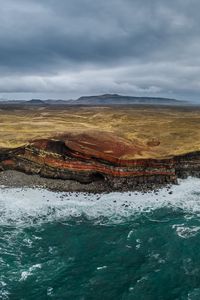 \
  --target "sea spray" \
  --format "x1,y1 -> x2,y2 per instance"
0,177 -> 200,226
